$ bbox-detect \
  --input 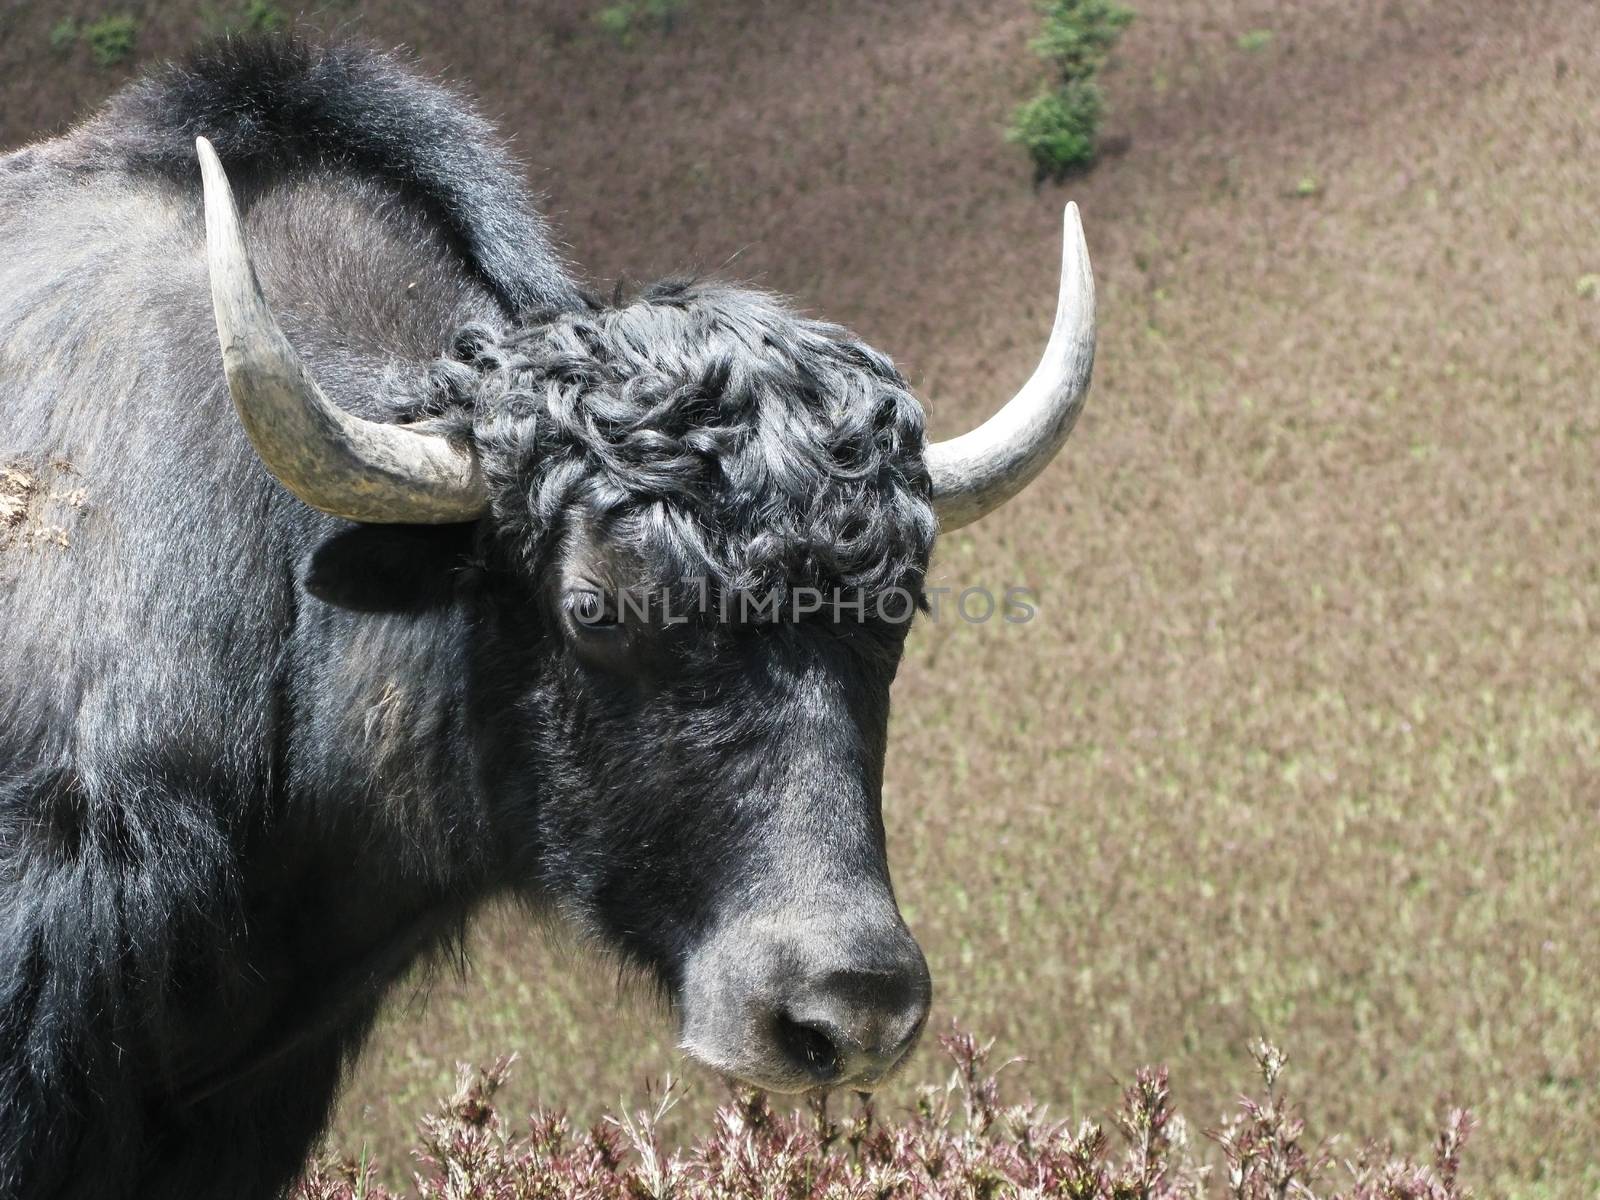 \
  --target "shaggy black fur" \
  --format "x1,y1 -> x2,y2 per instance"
431,280 -> 935,601
0,35 -> 935,1200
